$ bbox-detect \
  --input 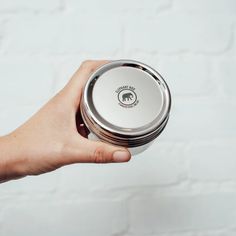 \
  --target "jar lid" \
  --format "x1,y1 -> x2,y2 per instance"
80,60 -> 171,147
